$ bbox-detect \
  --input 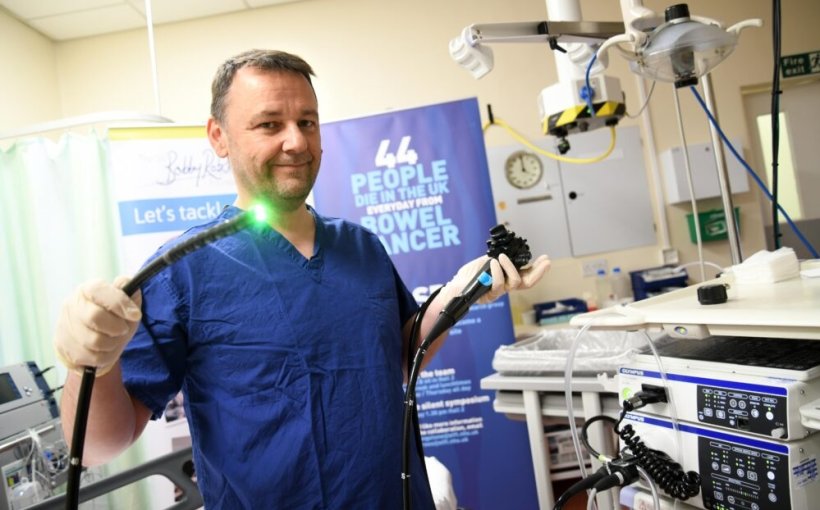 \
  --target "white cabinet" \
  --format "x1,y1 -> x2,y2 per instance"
486,139 -> 572,259
486,125 -> 657,258
660,139 -> 750,204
